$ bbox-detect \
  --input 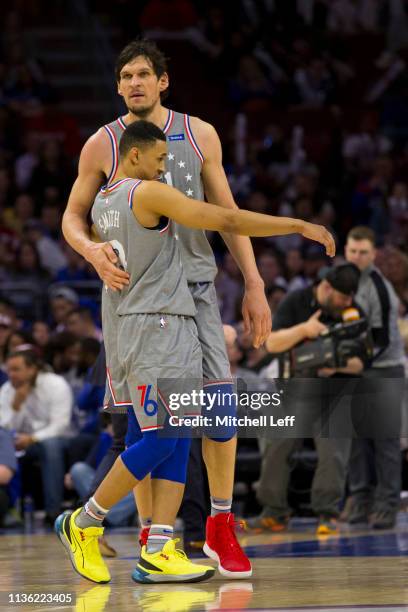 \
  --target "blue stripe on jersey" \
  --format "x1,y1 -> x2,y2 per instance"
186,114 -> 204,162
128,179 -> 143,209
103,125 -> 117,184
